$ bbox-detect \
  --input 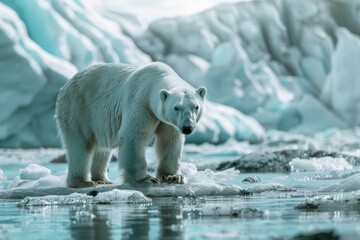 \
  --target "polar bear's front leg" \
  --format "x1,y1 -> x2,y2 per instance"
118,136 -> 149,183
118,111 -> 160,185
155,123 -> 186,184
